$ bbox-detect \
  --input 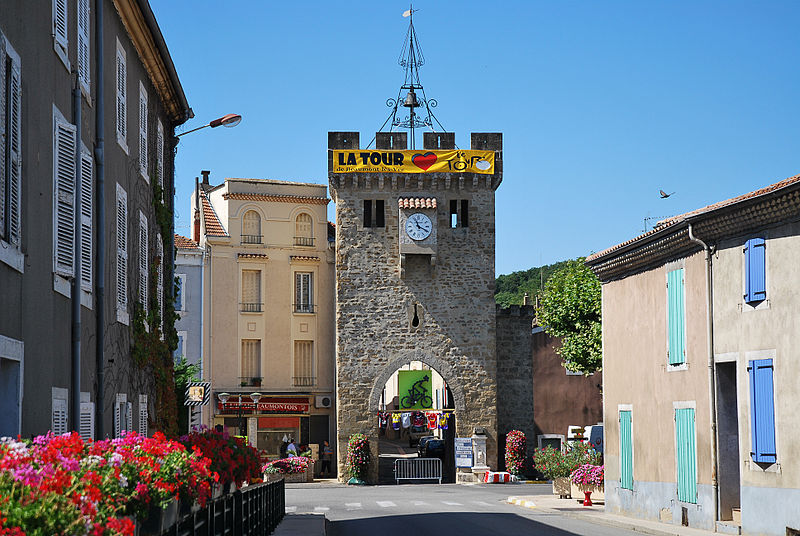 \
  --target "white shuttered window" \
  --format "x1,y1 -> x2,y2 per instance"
77,0 -> 90,91
115,40 -> 126,148
138,212 -> 148,307
114,393 -> 127,438
293,340 -> 314,386
53,110 -> 76,277
295,272 -> 313,312
156,121 -> 164,193
1,36 -> 22,250
53,0 -> 68,54
138,83 -> 148,179
242,270 -> 261,310
80,148 -> 93,290
156,236 -> 163,335
139,394 -> 148,437
241,339 -> 261,379
79,401 -> 95,441
116,184 -> 128,323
